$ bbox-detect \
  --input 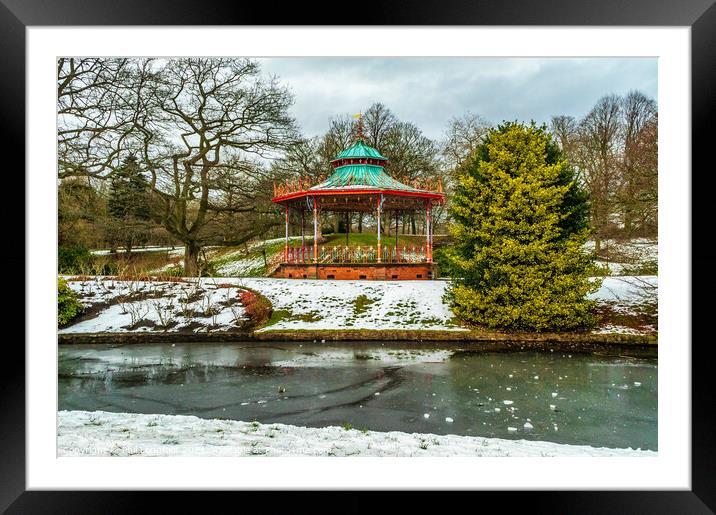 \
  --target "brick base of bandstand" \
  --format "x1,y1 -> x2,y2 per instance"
273,262 -> 439,280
